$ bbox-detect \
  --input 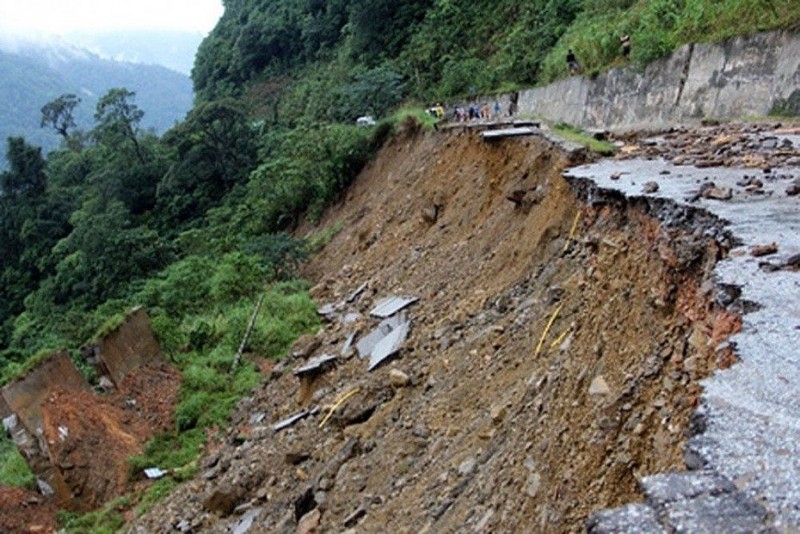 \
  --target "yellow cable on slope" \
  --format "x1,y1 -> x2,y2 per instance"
318,387 -> 361,428
550,328 -> 570,349
534,303 -> 563,358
